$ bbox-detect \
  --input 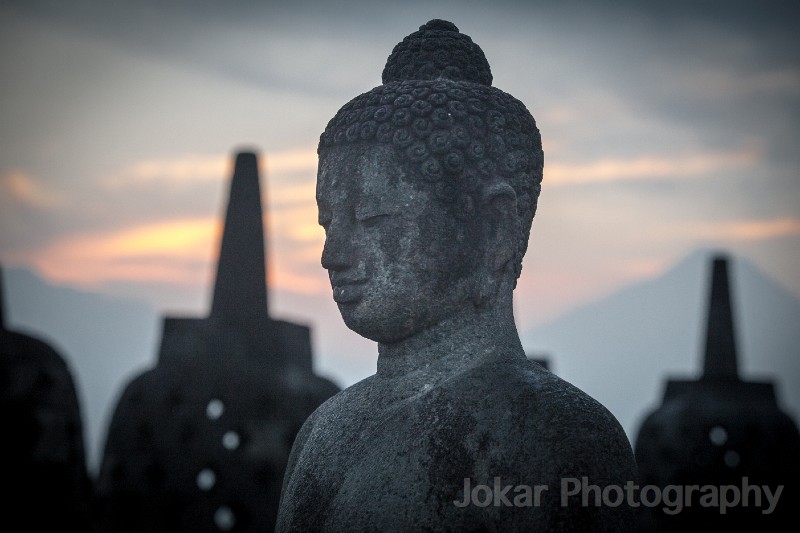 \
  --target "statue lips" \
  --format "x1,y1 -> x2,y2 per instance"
331,279 -> 367,304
